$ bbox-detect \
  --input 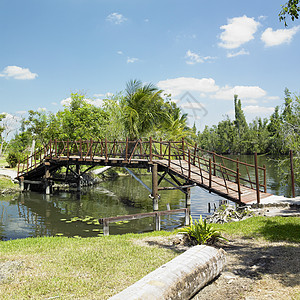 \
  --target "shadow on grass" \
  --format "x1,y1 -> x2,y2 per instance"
256,219 -> 300,242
